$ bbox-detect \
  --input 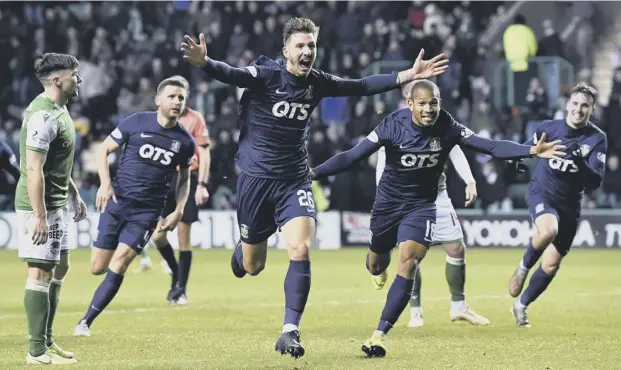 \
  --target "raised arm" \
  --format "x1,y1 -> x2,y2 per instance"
322,49 -> 449,97
458,127 -> 565,160
202,60 -> 264,88
312,139 -> 382,179
181,33 -> 264,88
